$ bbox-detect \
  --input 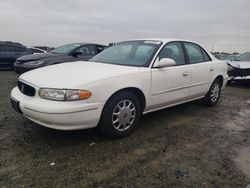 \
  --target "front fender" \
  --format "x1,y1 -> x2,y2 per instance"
83,71 -> 151,106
